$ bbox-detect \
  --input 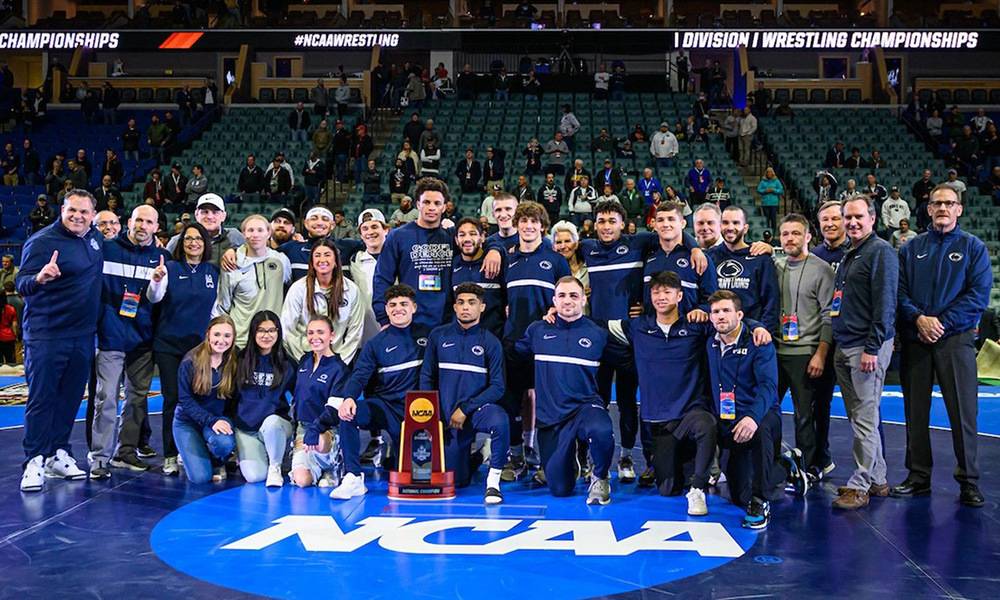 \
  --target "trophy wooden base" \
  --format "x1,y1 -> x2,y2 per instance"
388,470 -> 456,500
